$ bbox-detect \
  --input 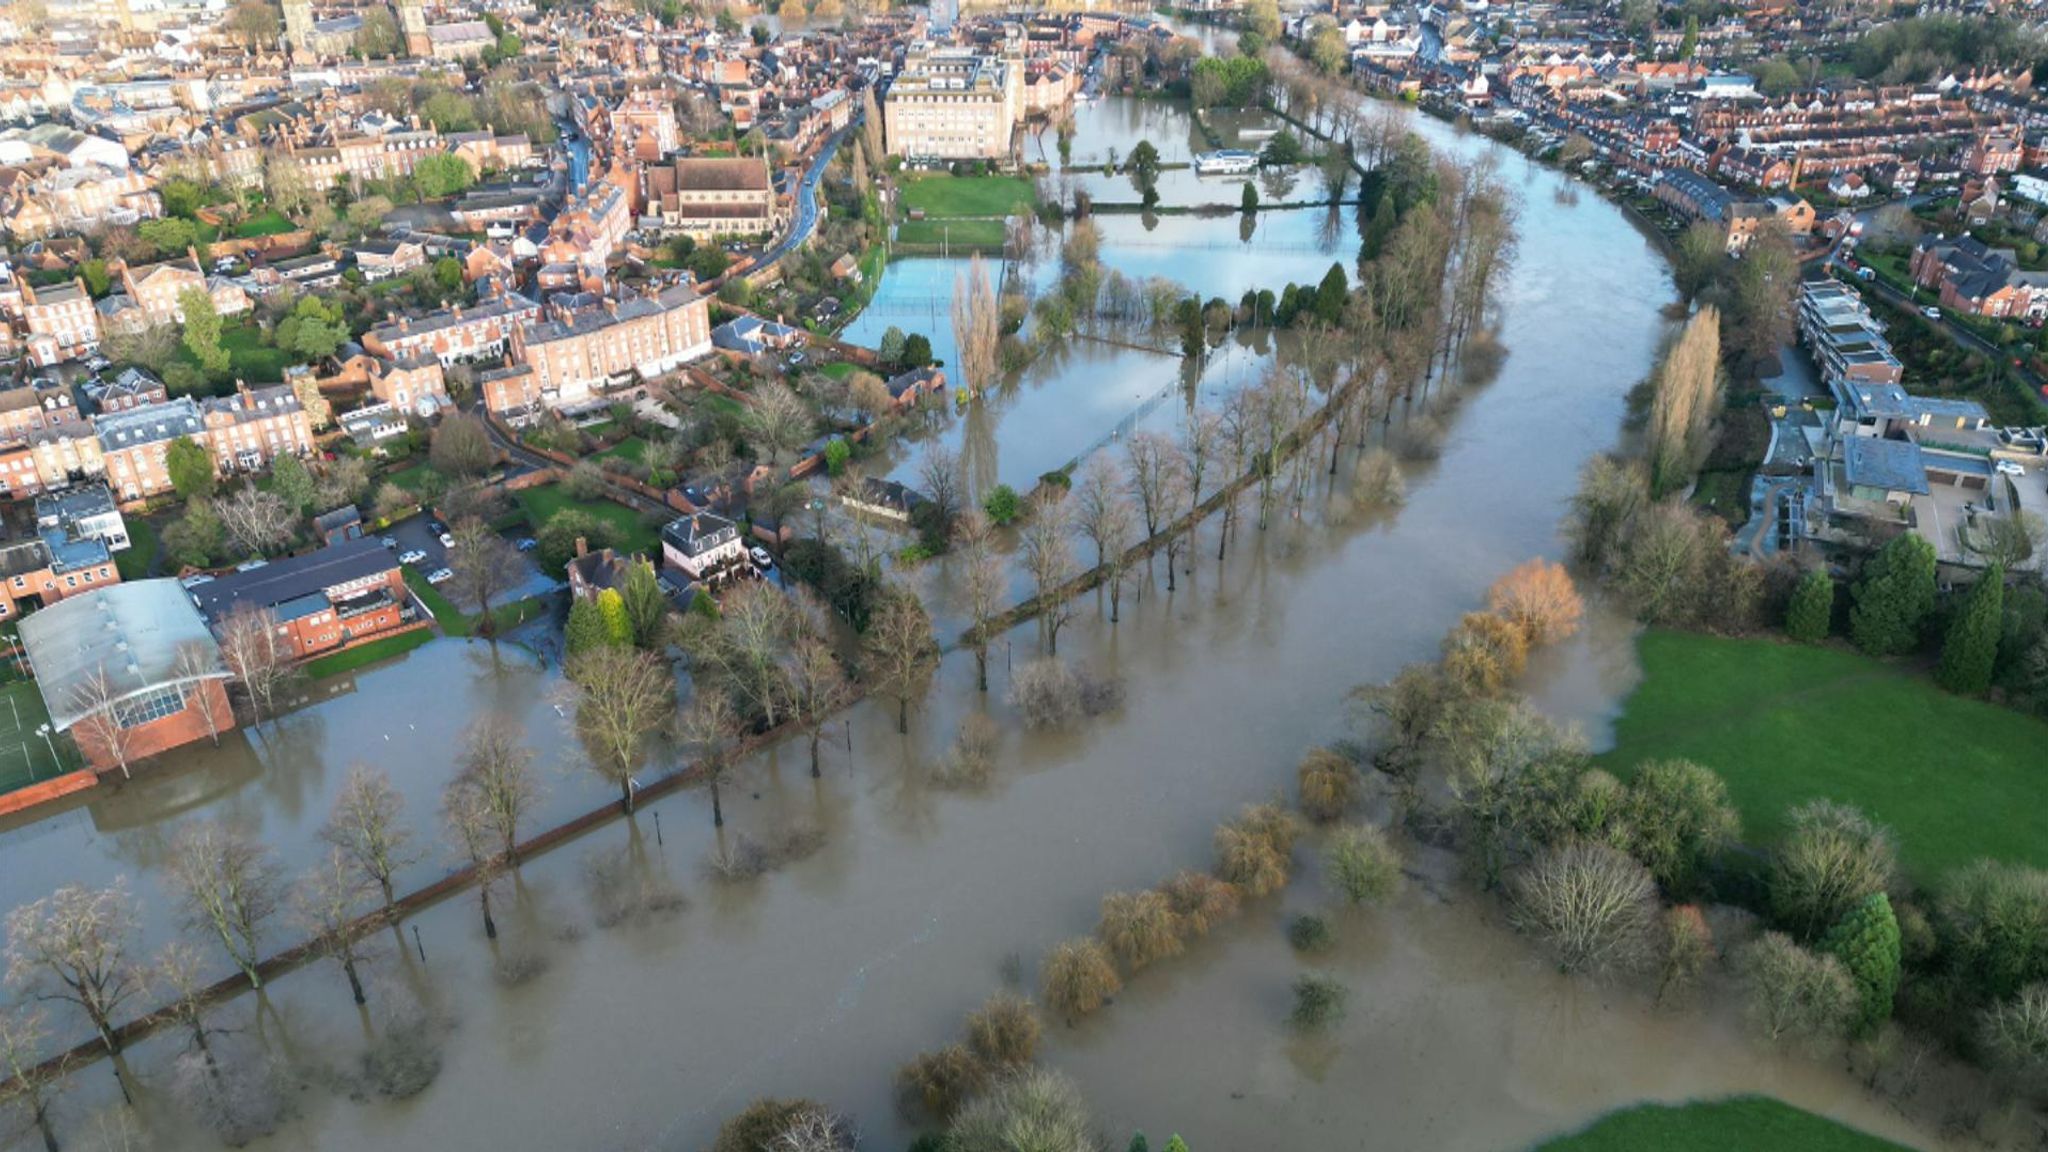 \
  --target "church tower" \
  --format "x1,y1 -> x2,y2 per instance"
398,0 -> 431,58
282,0 -> 314,58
